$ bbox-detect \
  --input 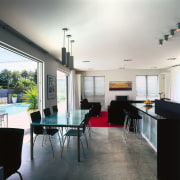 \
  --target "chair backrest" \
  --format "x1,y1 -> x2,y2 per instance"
52,105 -> 58,113
0,128 -> 24,179
81,113 -> 90,133
30,111 -> 41,123
30,111 -> 43,134
43,108 -> 51,117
